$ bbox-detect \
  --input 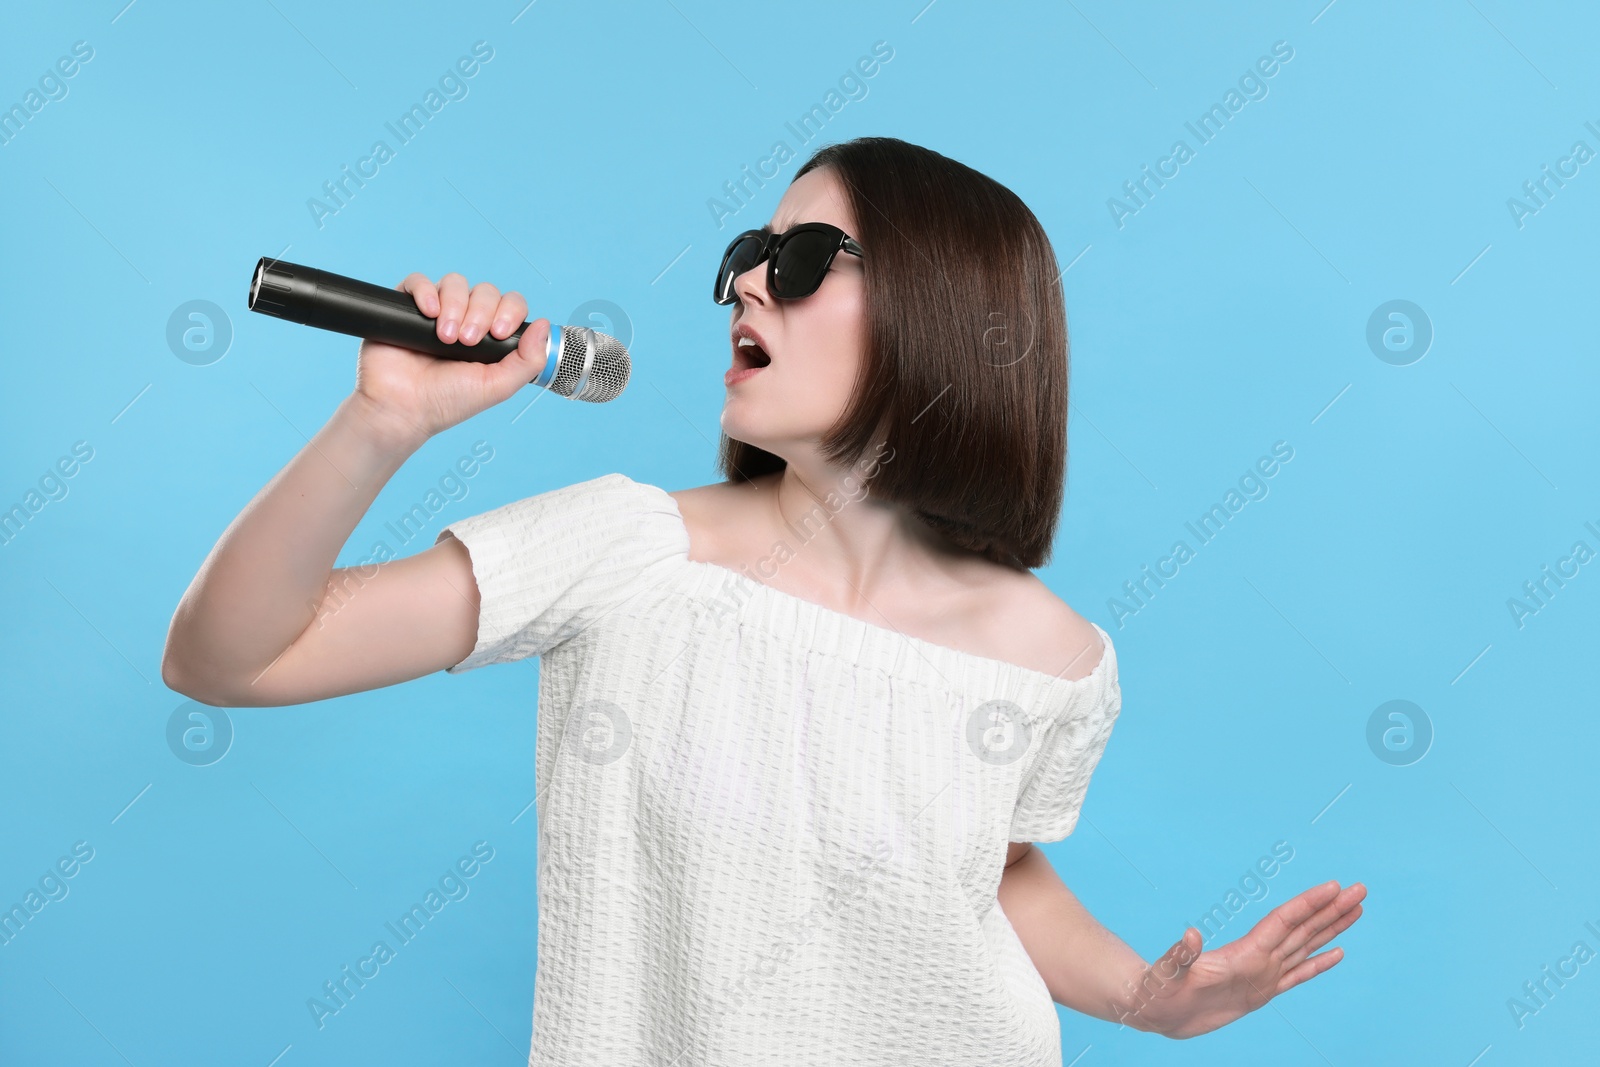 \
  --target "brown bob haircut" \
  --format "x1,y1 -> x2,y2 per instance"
715,136 -> 1069,570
